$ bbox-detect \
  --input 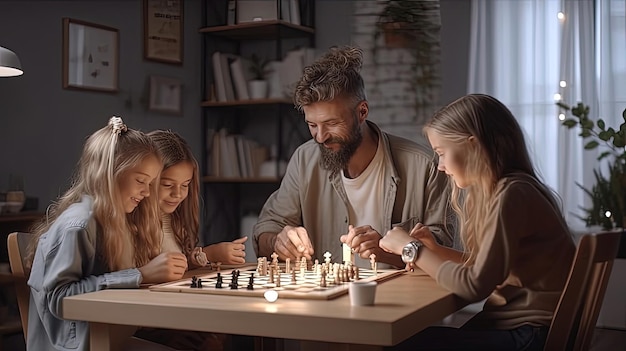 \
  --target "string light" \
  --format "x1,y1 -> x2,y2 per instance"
553,93 -> 562,101
559,113 -> 565,121
559,80 -> 567,87
605,210 -> 612,218
557,12 -> 565,21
